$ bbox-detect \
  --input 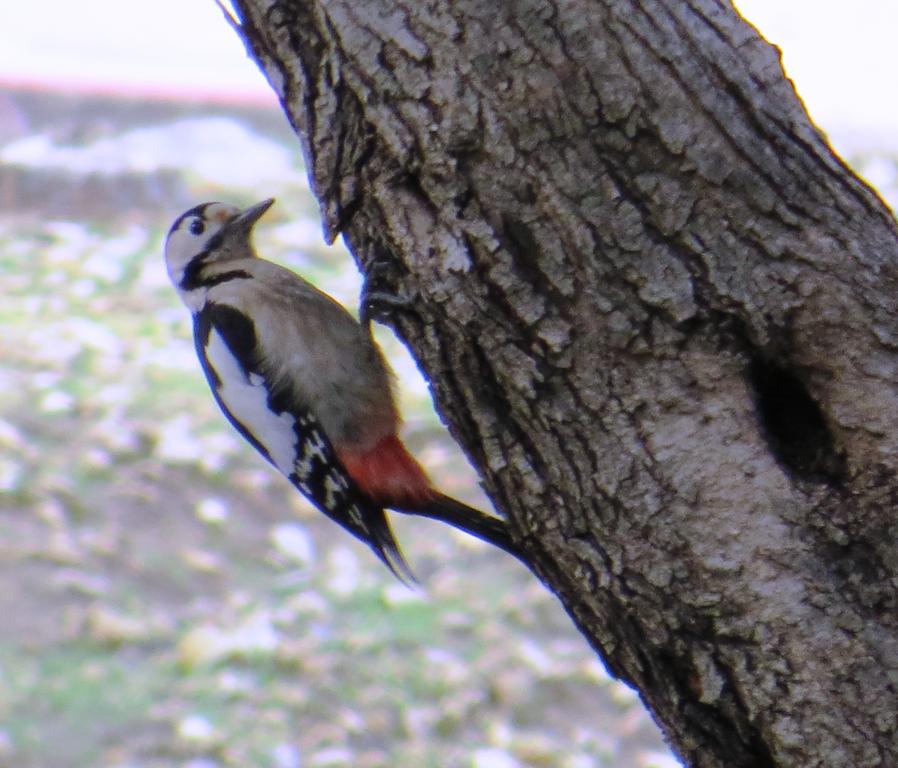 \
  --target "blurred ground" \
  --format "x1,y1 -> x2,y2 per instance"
0,88 -> 682,768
